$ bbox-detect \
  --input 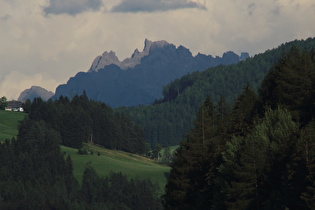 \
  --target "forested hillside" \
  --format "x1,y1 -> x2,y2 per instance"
0,124 -> 162,209
117,37 -> 315,146
0,96 -> 162,209
24,93 -> 147,154
163,46 -> 315,209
